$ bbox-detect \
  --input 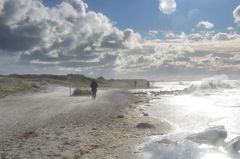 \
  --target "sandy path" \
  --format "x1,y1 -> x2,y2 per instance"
0,86 -> 171,159
0,86 -> 132,141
